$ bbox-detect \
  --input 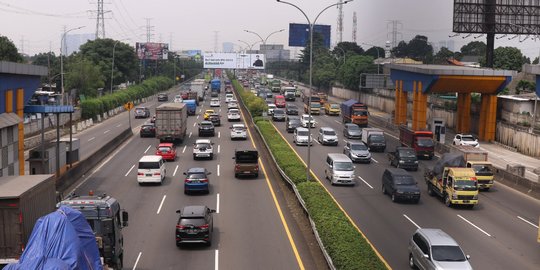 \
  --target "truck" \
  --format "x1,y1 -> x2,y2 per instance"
424,153 -> 479,208
362,128 -> 386,152
317,92 -> 328,105
270,79 -> 281,93
190,79 -> 206,102
452,146 -> 494,190
303,95 -> 321,115
183,99 -> 197,115
210,78 -> 221,93
0,175 -> 56,266
58,192 -> 129,269
341,99 -> 369,127
399,125 -> 435,159
388,146 -> 419,171
155,102 -> 188,143
283,87 -> 296,101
